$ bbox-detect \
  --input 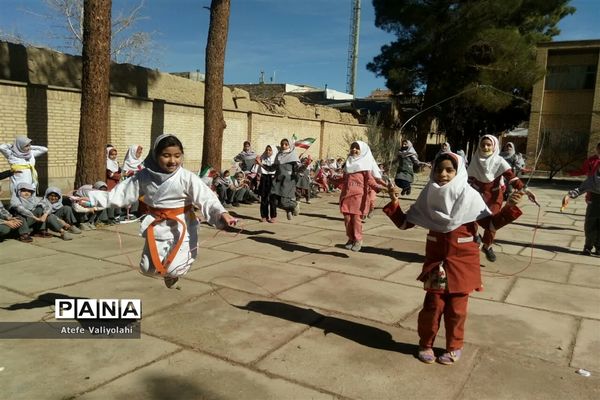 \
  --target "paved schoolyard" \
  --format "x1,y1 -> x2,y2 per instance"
1,178 -> 599,399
